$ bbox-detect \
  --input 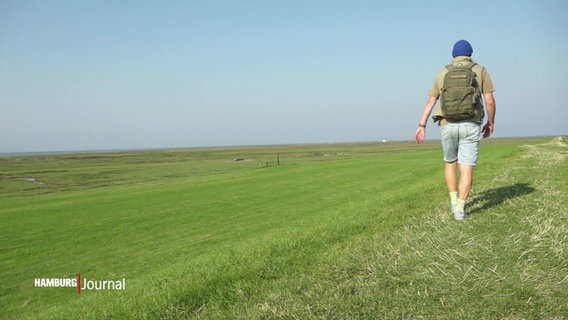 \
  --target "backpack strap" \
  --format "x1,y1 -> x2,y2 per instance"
445,62 -> 477,70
